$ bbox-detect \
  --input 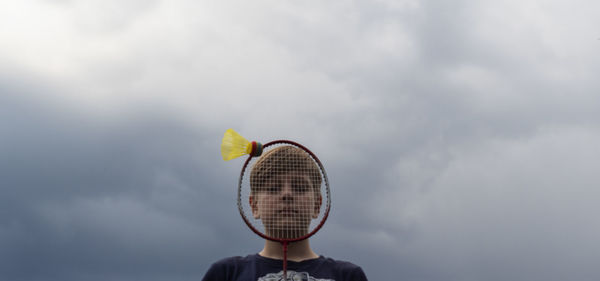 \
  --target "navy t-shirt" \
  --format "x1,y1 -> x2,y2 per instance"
202,254 -> 368,281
